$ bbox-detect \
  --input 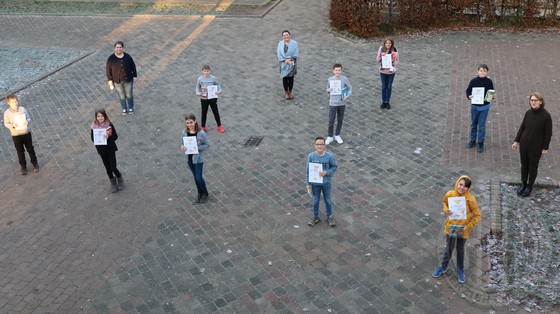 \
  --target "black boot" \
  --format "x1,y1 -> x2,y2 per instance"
199,193 -> 209,203
516,183 -> 526,195
195,193 -> 202,203
477,142 -> 484,153
110,178 -> 118,193
521,185 -> 532,197
116,176 -> 125,191
467,140 -> 476,148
